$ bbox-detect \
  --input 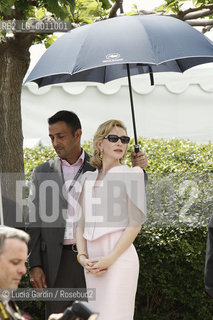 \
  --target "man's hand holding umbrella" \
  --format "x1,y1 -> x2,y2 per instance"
131,151 -> 148,170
